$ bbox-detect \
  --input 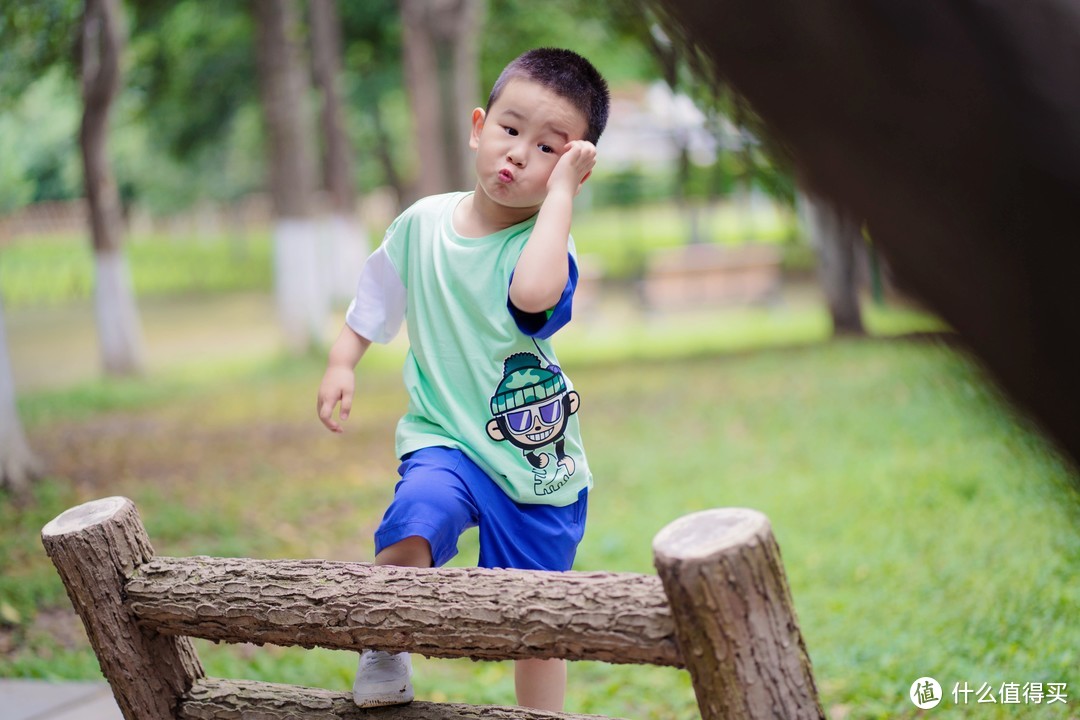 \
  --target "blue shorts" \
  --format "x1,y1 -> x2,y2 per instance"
374,446 -> 588,571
